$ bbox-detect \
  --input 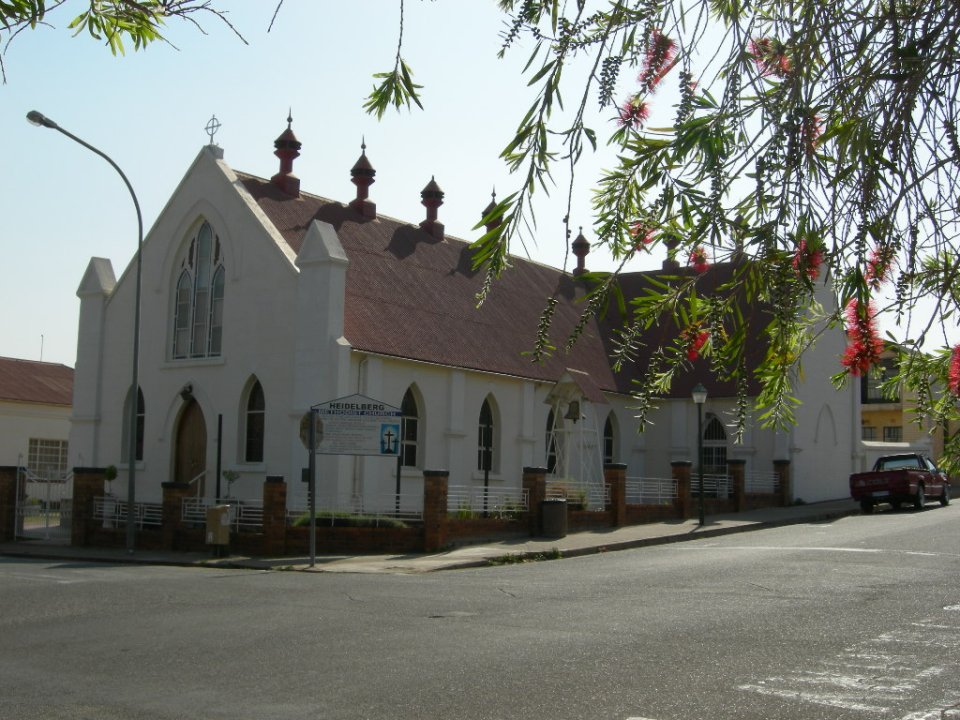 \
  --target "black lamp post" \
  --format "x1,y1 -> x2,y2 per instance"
691,382 -> 707,527
28,110 -> 143,553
